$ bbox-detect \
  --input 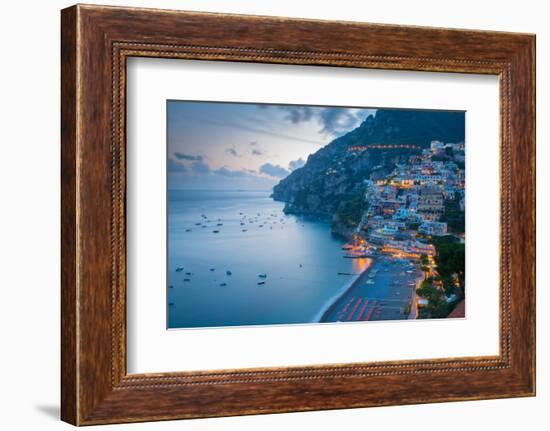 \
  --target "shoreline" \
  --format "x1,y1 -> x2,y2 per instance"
318,256 -> 423,323
316,258 -> 376,322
